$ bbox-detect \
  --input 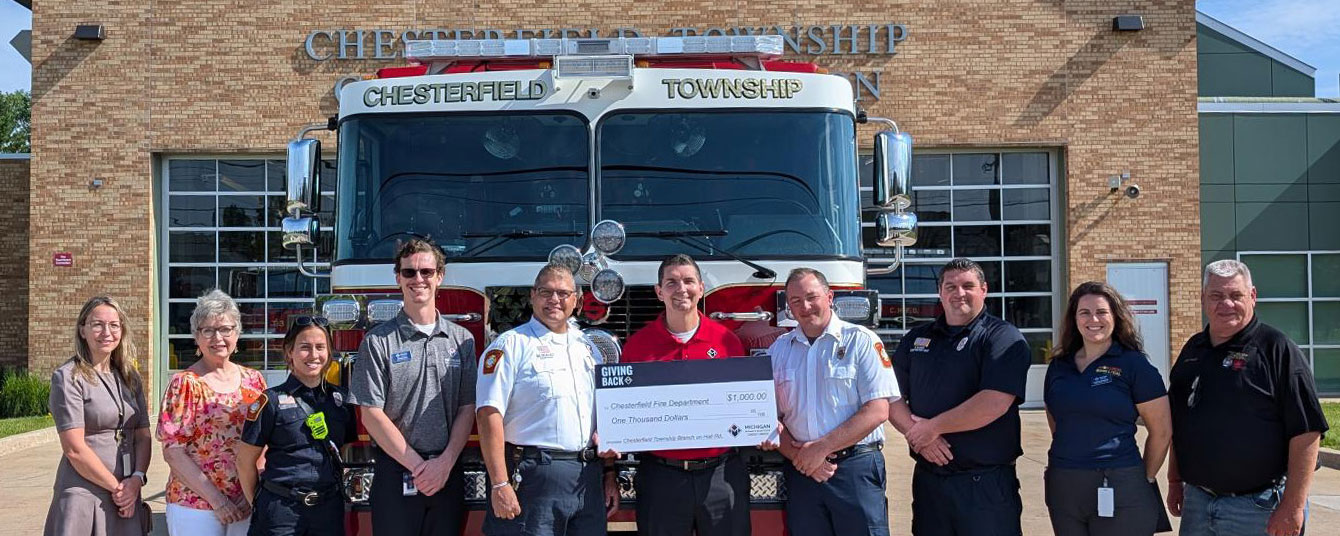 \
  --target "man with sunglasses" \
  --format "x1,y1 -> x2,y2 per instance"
348,239 -> 479,536
476,264 -> 608,536
1166,260 -> 1328,536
